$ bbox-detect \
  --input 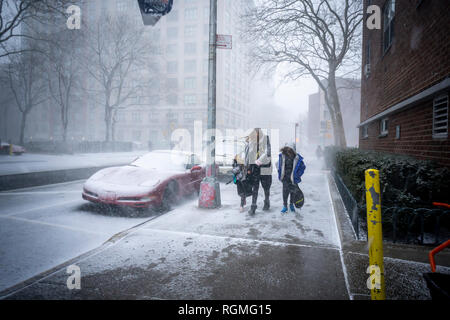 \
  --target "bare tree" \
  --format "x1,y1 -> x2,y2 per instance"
244,0 -> 363,147
0,0 -> 73,58
84,14 -> 159,142
45,29 -> 82,142
3,48 -> 47,144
